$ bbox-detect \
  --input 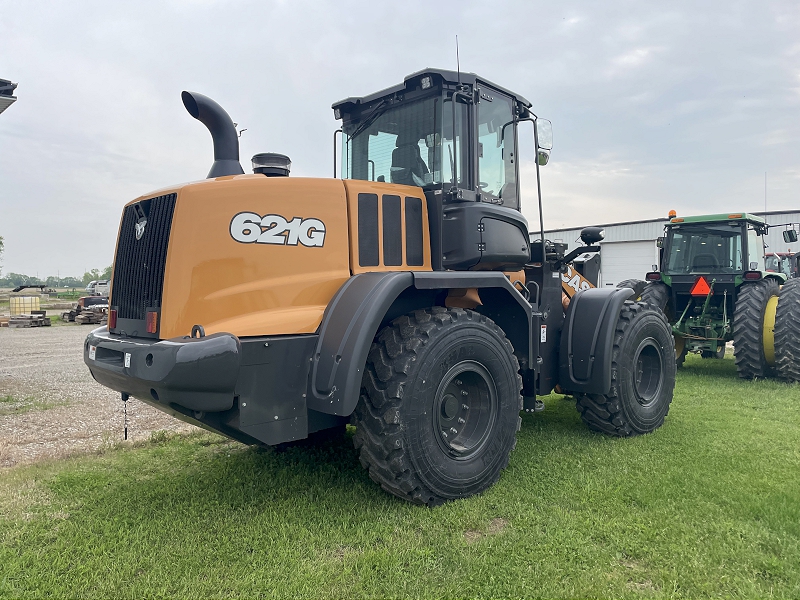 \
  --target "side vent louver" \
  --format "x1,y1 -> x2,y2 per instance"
357,192 -> 425,268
